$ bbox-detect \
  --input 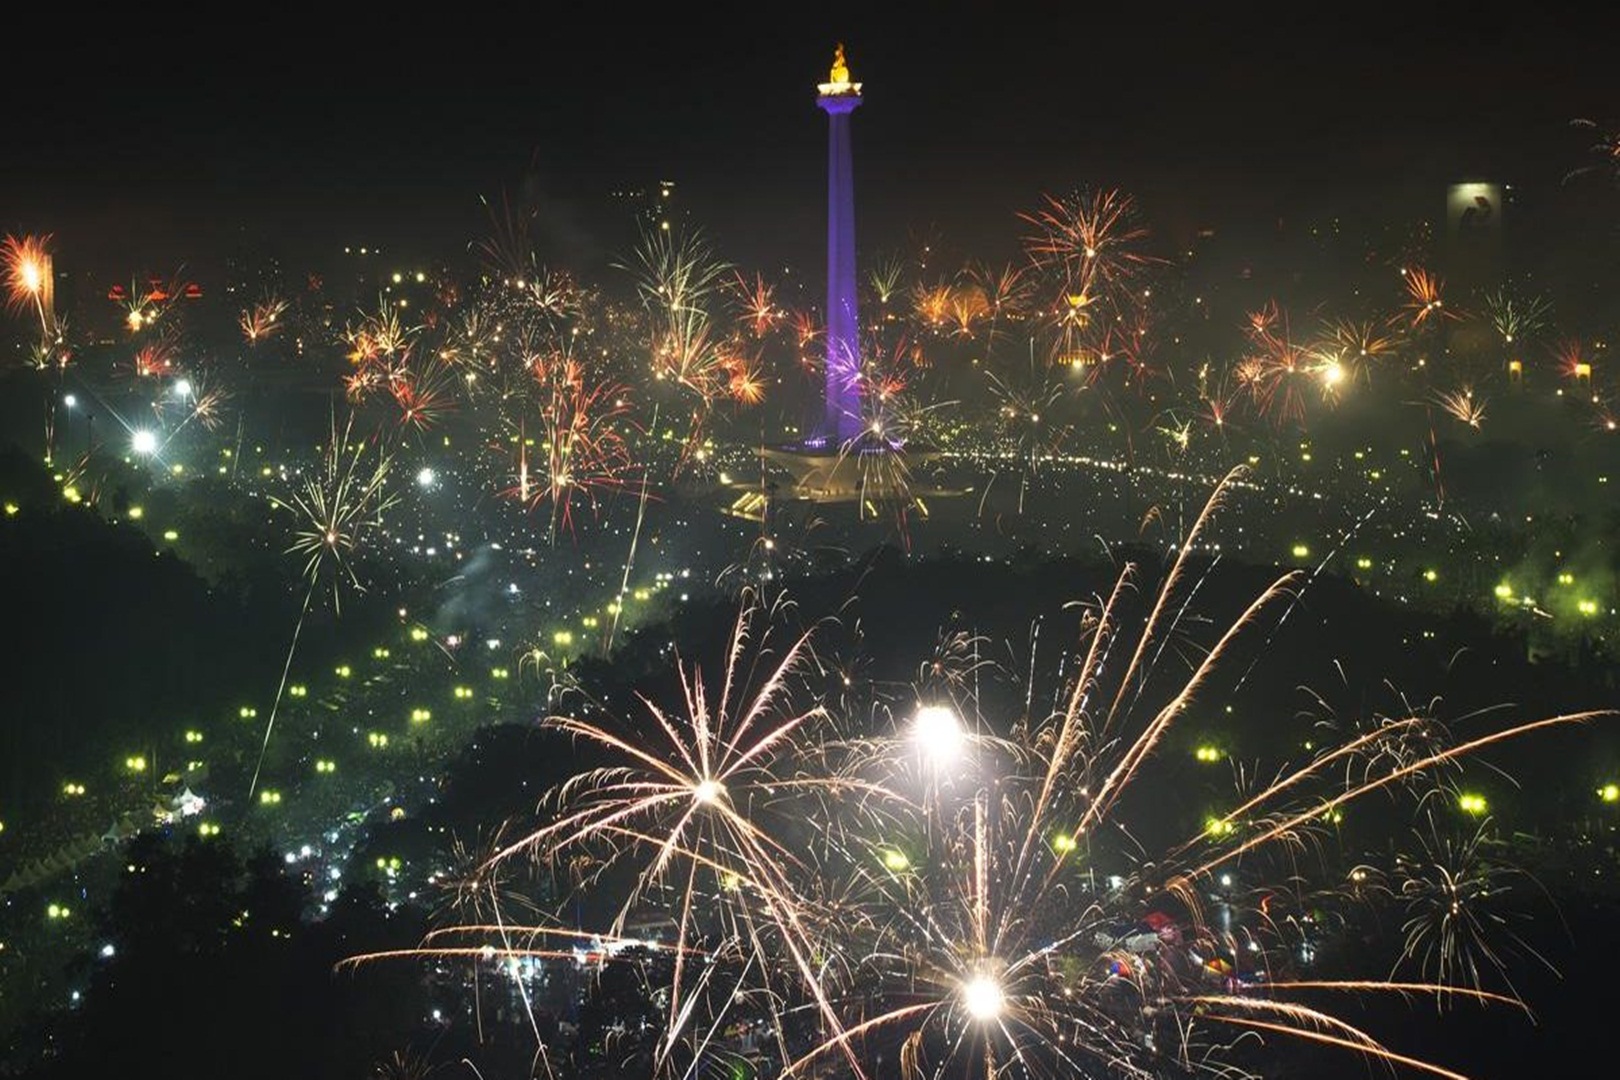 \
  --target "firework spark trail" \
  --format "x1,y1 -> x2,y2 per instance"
1174,720 -> 1433,851
1230,502 -> 1382,697
607,405 -> 659,654
1183,711 -> 1616,883
1233,980 -> 1532,1015
1200,1015 -> 1472,1080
